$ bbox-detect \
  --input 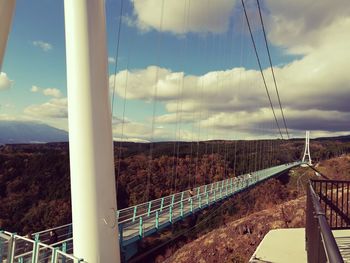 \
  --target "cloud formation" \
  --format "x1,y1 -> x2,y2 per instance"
107,0 -> 350,140
0,72 -> 13,90
31,85 -> 62,98
32,40 -> 53,52
24,98 -> 68,119
110,43 -> 350,136
264,0 -> 350,54
108,57 -> 116,64
128,0 -> 236,34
